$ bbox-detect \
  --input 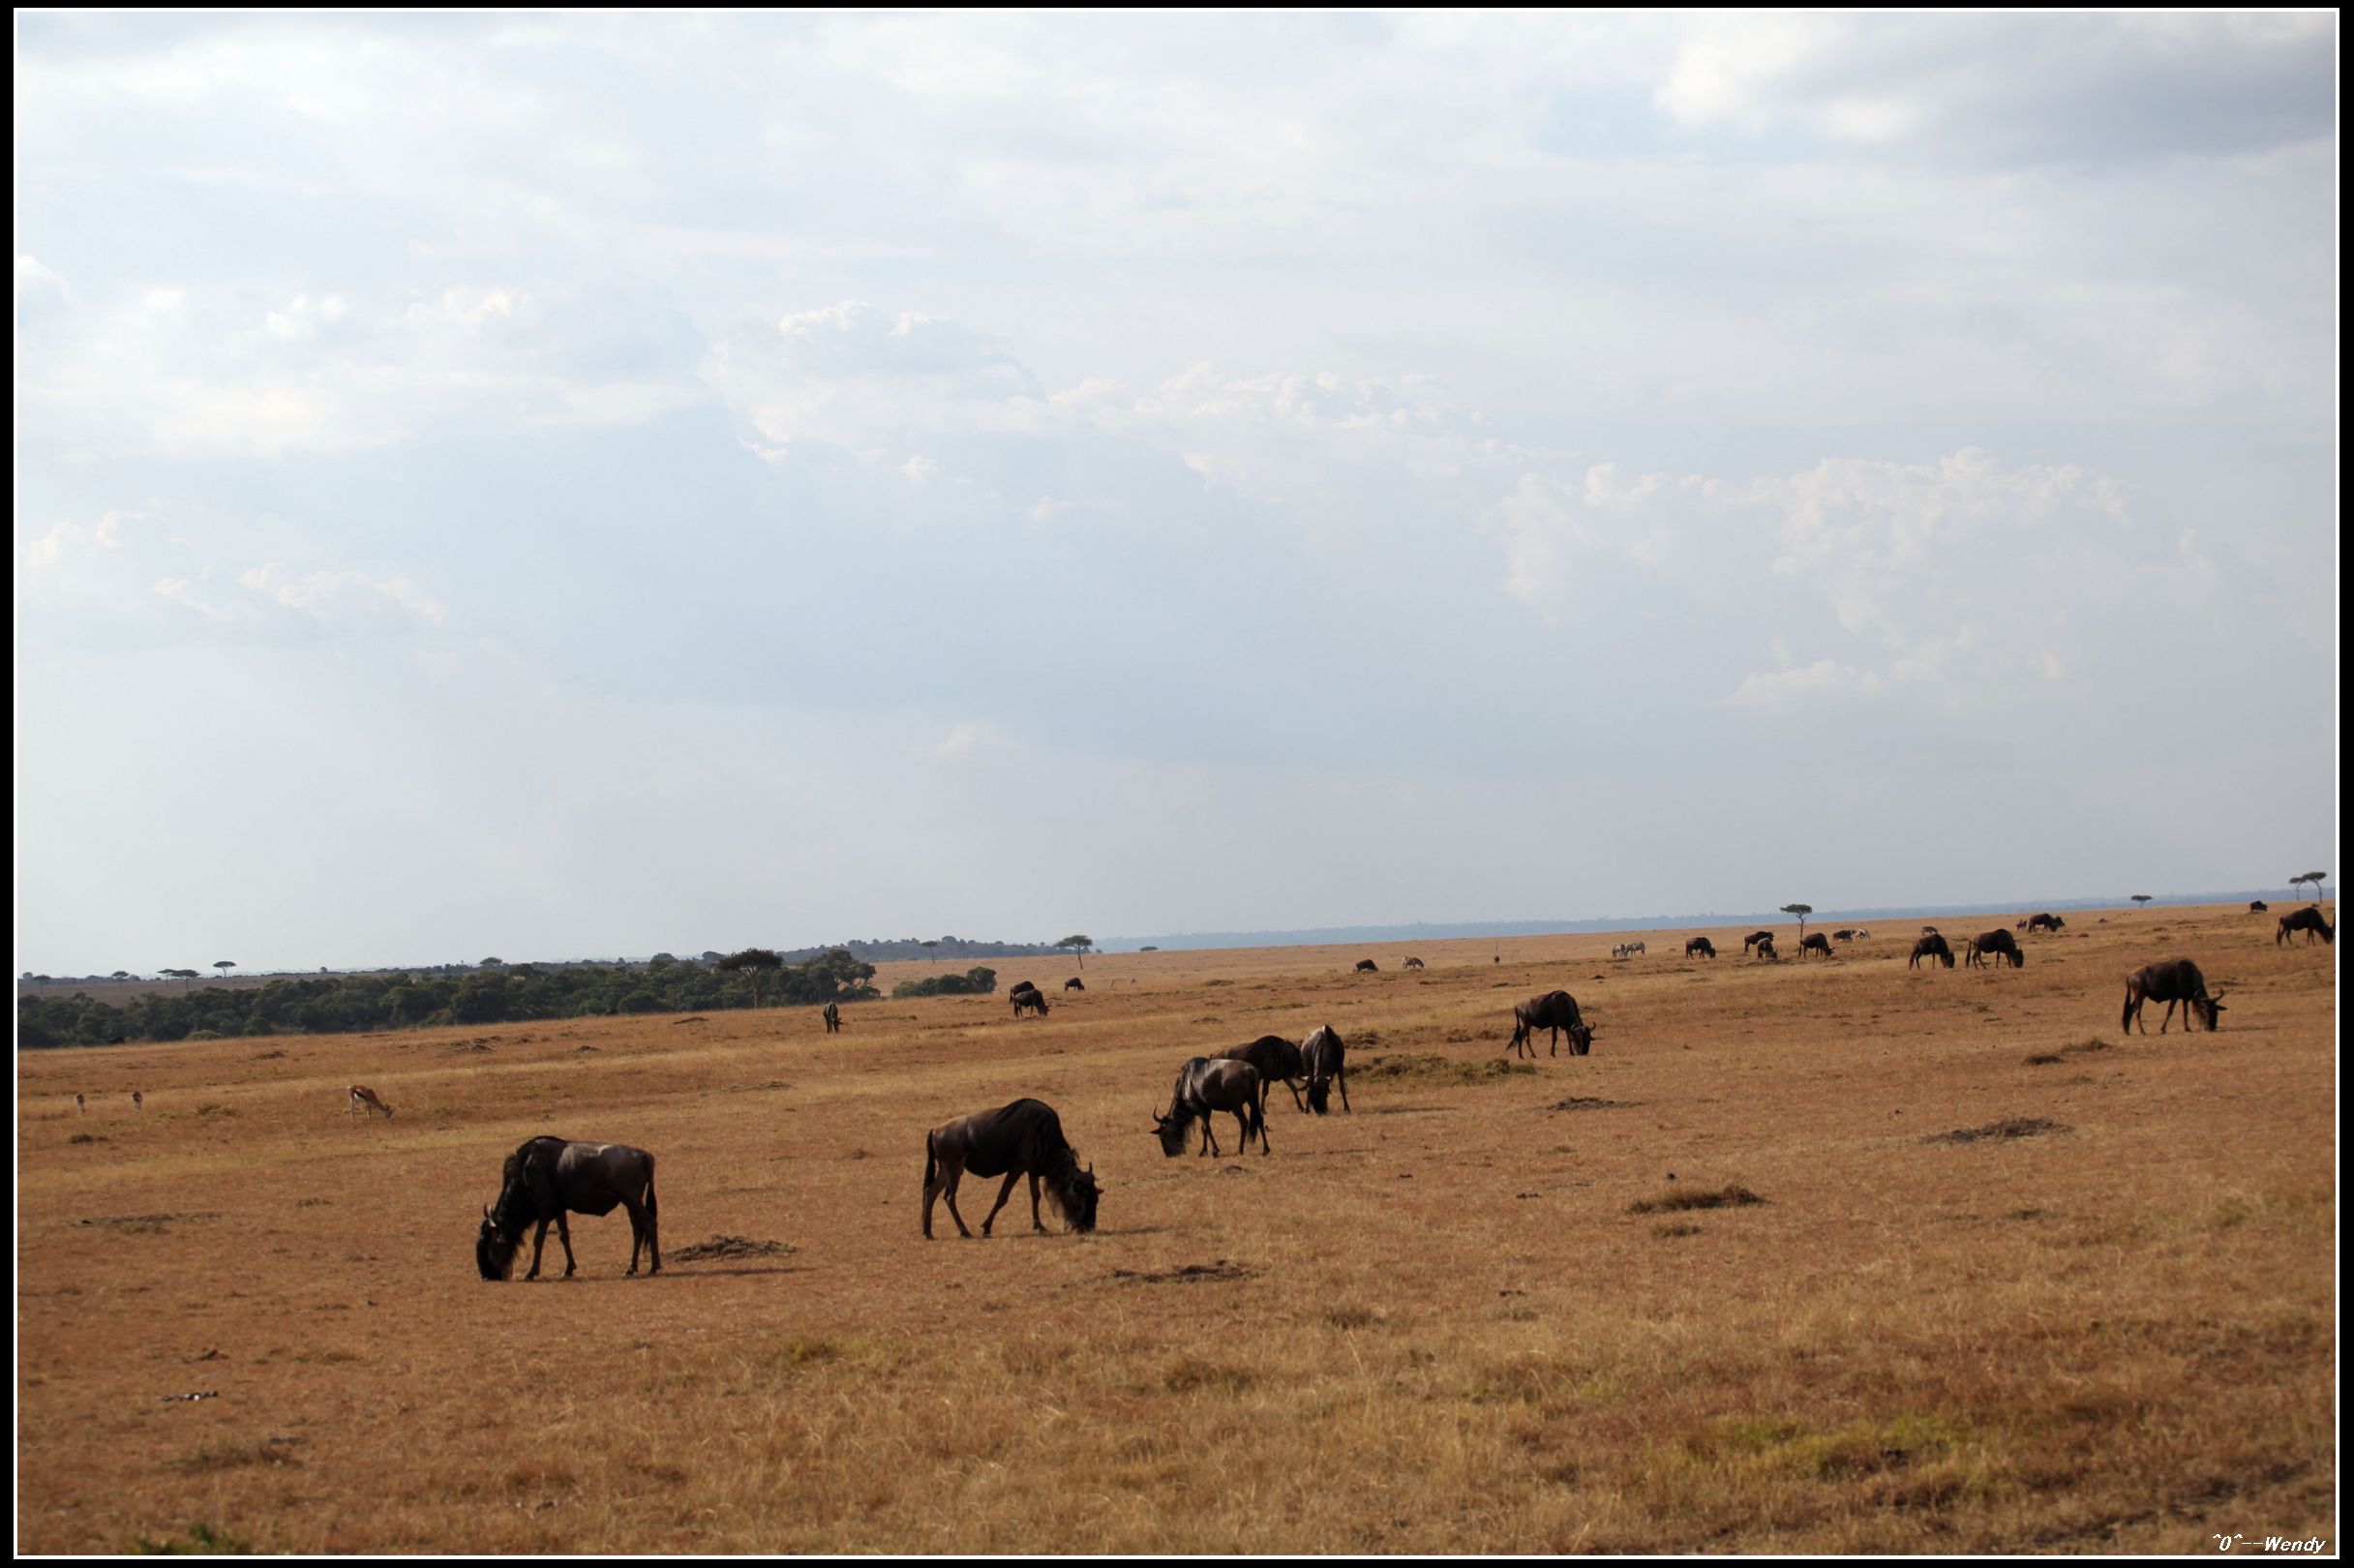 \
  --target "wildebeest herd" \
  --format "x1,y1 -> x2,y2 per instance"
459,904 -> 2321,1277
